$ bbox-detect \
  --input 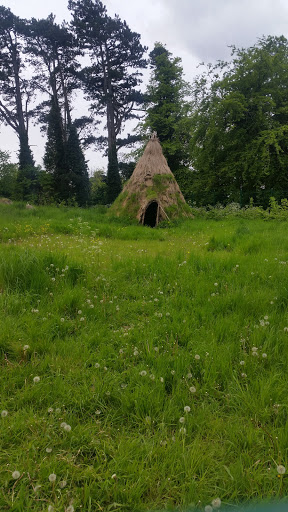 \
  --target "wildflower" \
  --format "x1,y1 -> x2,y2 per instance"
59,480 -> 67,488
1,410 -> 8,417
214,283 -> 218,286
211,497 -> 221,508
33,376 -> 40,383
95,363 -> 100,368
171,370 -> 175,375
277,465 -> 286,475
187,373 -> 192,379
184,406 -> 191,413
60,318 -> 65,322
48,473 -> 57,482
23,345 -> 30,351
264,315 -> 269,320
262,353 -> 267,358
241,373 -> 247,378
60,422 -> 67,428
252,351 -> 258,357
139,370 -> 147,377
240,361 -> 245,366
189,386 -> 196,393
111,473 -> 117,479
80,317 -> 85,322
134,350 -> 139,356
252,347 -> 258,352
12,470 -> 20,479
78,310 -> 82,315
195,354 -> 200,360
160,377 -> 164,383
205,506 -> 213,512
64,424 -> 71,432
95,410 -> 101,415
46,447 -> 52,453
179,417 -> 185,423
